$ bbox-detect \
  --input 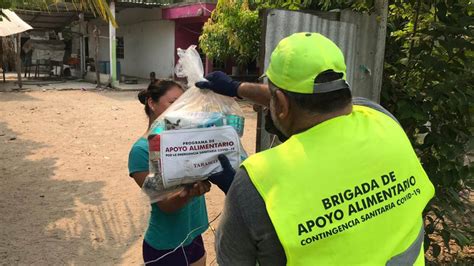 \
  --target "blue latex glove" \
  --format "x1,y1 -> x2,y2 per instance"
208,154 -> 236,194
195,71 -> 242,98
